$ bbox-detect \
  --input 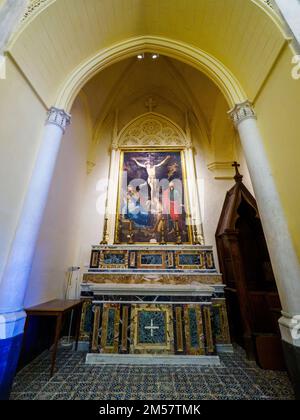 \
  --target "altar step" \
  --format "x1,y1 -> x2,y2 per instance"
85,354 -> 220,366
